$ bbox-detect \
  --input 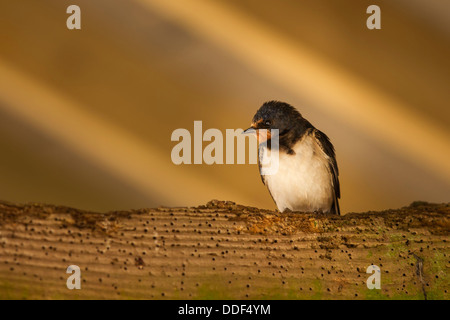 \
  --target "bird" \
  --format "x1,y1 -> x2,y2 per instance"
243,101 -> 340,215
